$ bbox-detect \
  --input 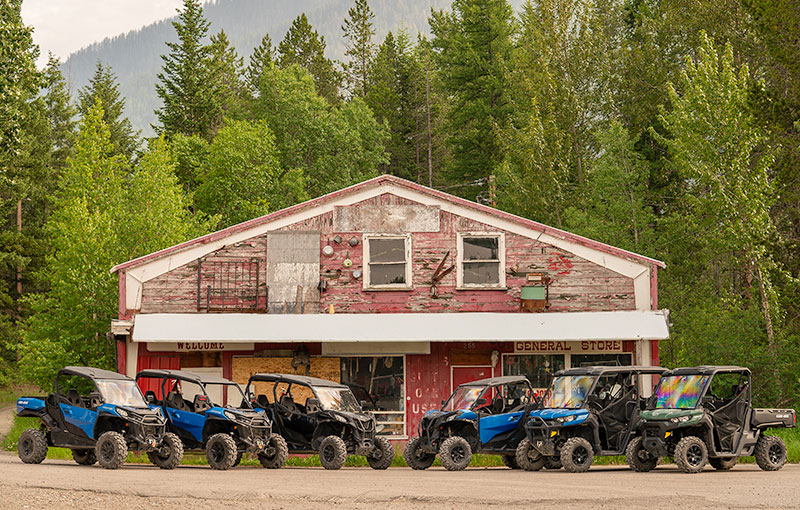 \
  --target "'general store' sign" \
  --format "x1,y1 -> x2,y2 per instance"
514,340 -> 623,354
